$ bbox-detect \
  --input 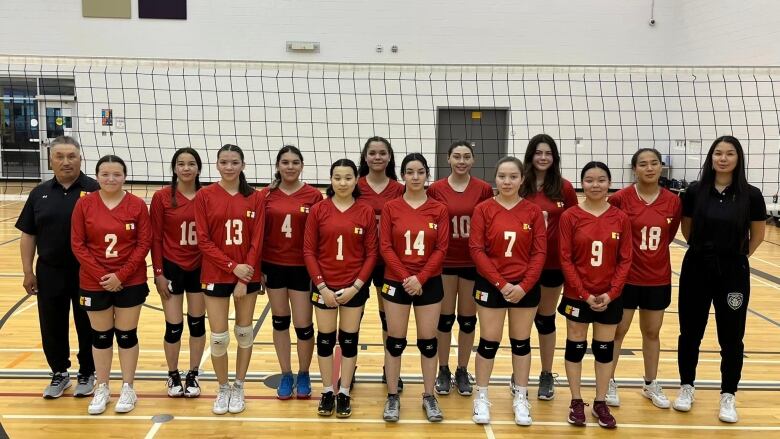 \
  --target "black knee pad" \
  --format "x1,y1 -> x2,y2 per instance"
437,314 -> 455,332
565,339 -> 587,363
416,337 -> 438,358
456,314 -> 477,334
592,339 -> 614,364
92,328 -> 114,349
477,338 -> 500,359
316,331 -> 337,357
164,321 -> 184,344
534,313 -> 556,335
379,311 -> 387,332
385,336 -> 407,357
115,328 -> 138,349
510,337 -> 531,356
187,314 -> 206,338
295,324 -> 315,340
338,330 -> 359,358
272,315 -> 291,331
